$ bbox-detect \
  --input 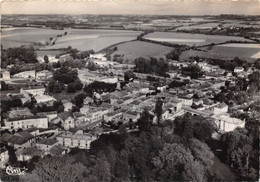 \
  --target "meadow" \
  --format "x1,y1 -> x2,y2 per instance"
47,29 -> 141,52
143,32 -> 253,46
110,40 -> 173,62
180,43 -> 260,62
1,27 -> 65,48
